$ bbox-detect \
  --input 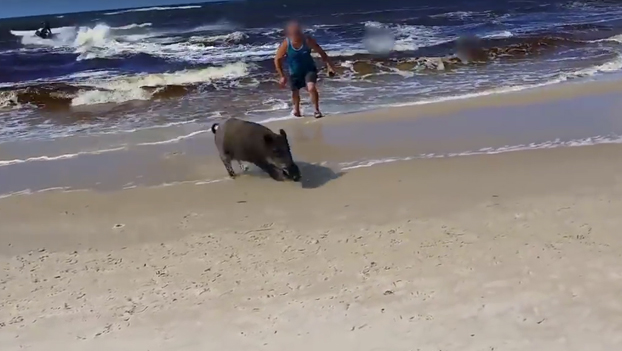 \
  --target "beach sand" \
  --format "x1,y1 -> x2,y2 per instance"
2,82 -> 622,350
